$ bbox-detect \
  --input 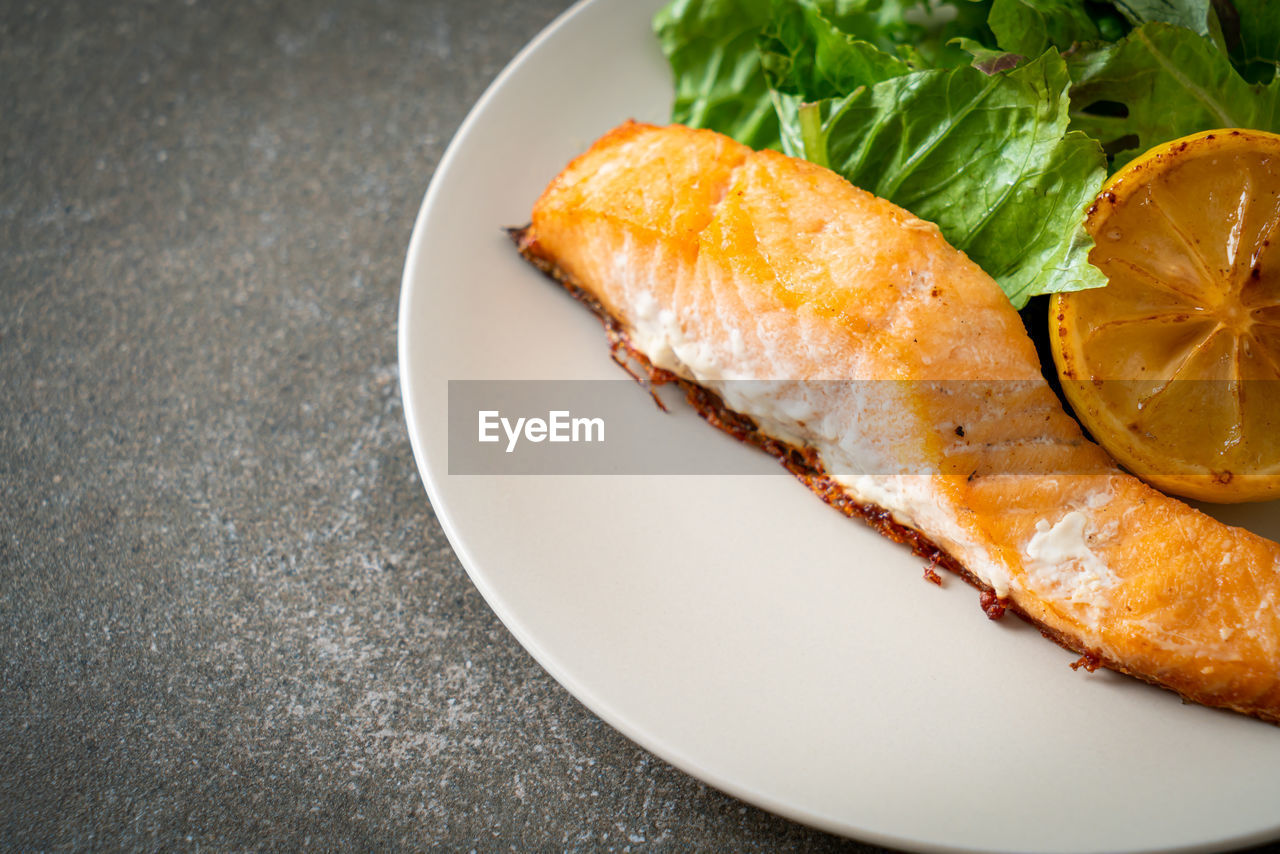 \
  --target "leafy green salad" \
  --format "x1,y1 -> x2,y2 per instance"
653,0 -> 1280,307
